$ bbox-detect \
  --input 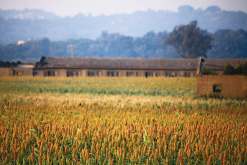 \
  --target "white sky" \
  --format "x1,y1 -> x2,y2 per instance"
0,0 -> 247,16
